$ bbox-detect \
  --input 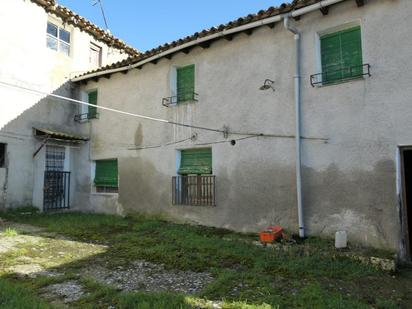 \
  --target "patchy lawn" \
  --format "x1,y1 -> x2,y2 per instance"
0,209 -> 411,309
